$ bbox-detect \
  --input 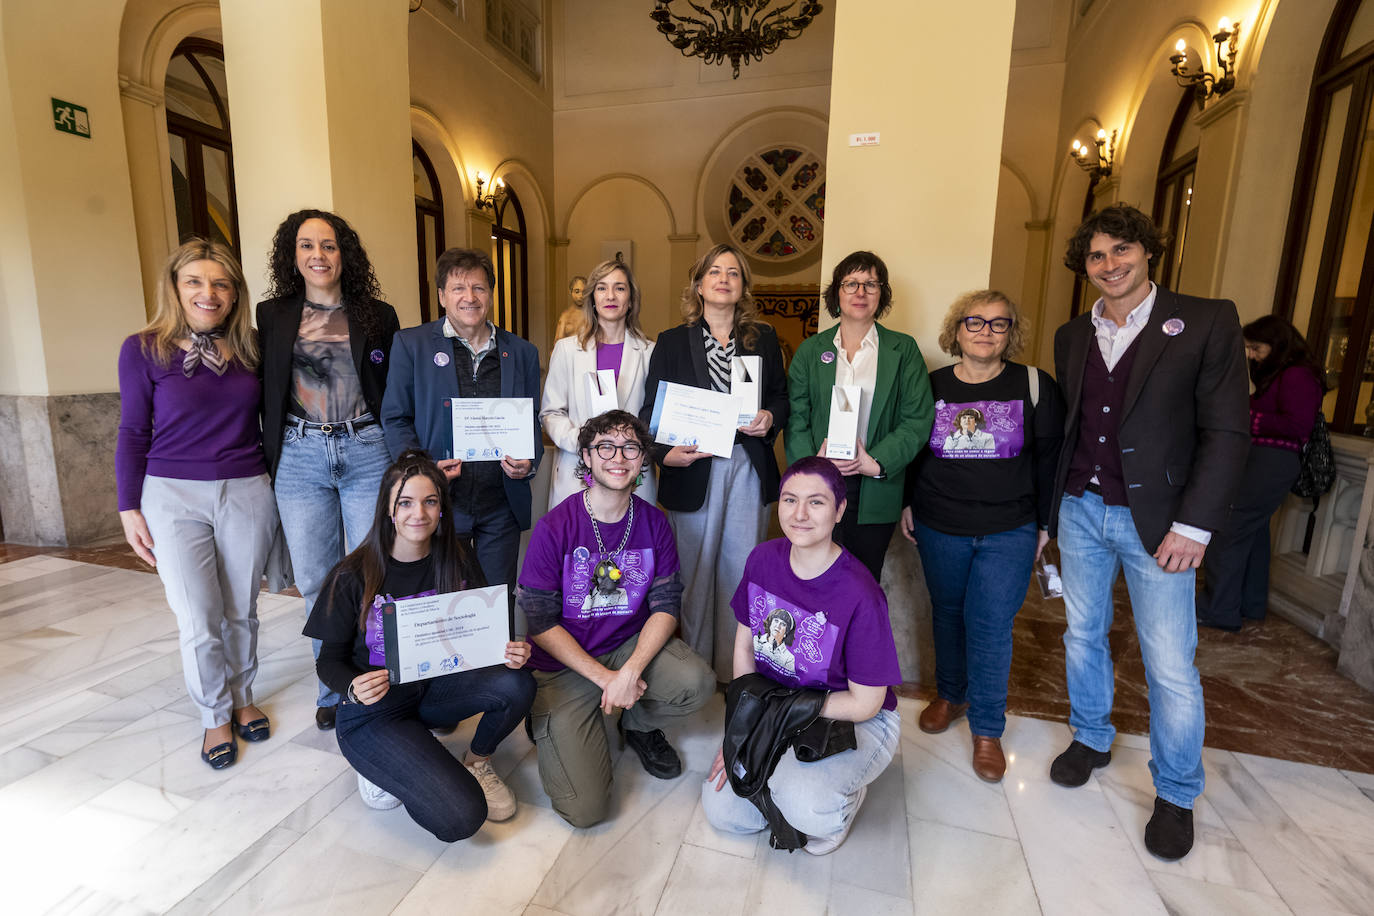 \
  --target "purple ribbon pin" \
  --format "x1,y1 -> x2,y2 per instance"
1162,318 -> 1185,337
434,351 -> 450,367
821,350 -> 836,364
369,348 -> 384,364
